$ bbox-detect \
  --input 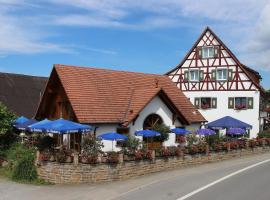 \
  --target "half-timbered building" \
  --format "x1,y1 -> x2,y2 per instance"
167,27 -> 263,138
